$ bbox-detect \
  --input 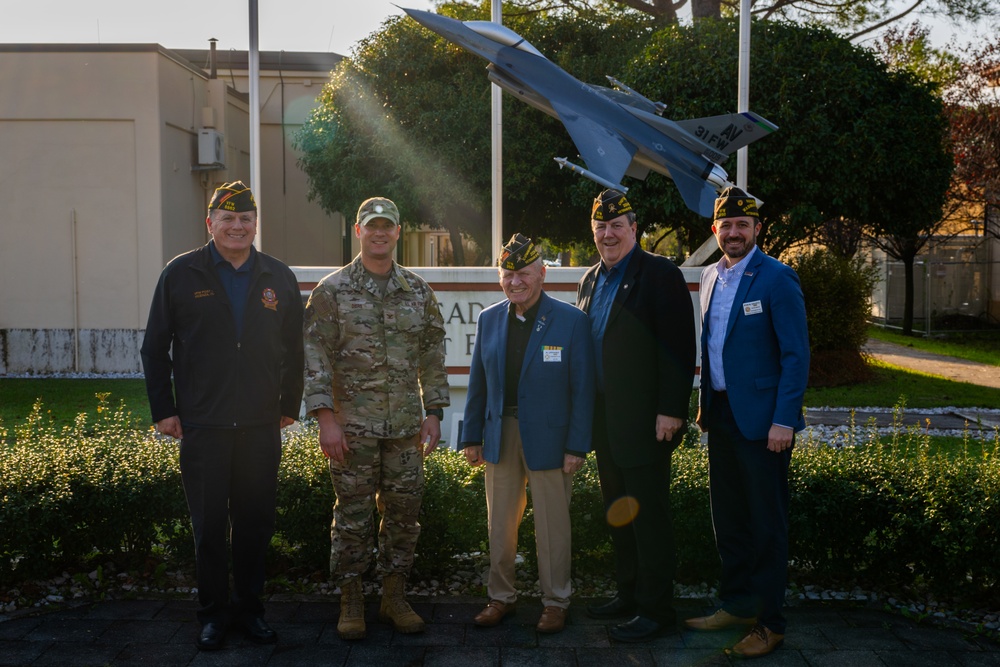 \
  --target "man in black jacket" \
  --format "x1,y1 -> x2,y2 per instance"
577,189 -> 696,642
141,181 -> 304,651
